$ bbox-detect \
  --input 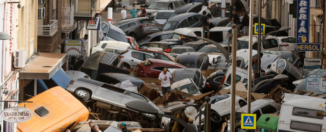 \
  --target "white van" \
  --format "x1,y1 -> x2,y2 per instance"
277,94 -> 326,132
